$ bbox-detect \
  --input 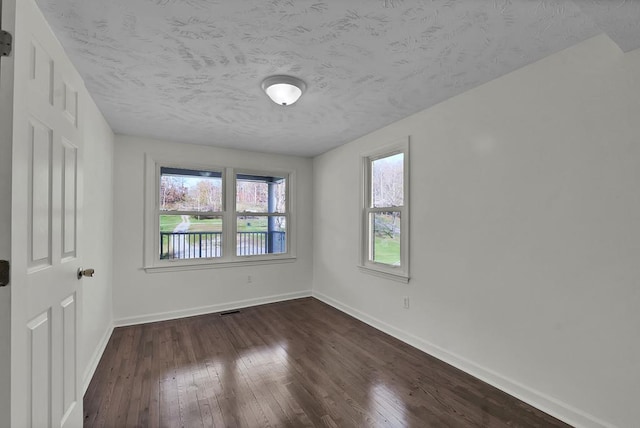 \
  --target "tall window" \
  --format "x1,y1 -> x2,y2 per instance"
361,140 -> 409,282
